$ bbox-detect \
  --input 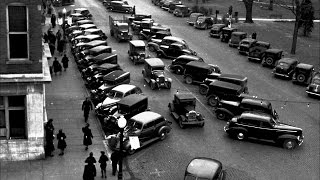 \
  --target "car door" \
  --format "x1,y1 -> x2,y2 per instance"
240,118 -> 260,138
259,121 -> 276,140
140,121 -> 155,140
